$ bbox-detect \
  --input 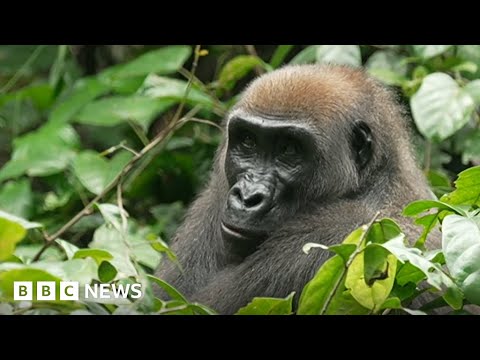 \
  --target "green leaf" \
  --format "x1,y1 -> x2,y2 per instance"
139,75 -> 218,110
441,166 -> 480,207
270,45 -> 294,69
403,199 -> 466,217
15,244 -> 63,262
56,239 -> 79,260
148,234 -> 178,265
366,218 -> 403,245
413,45 -> 452,59
0,216 -> 26,261
379,235 -> 458,303
442,214 -> 480,305
96,203 -> 126,231
290,46 -> 318,64
0,210 -> 42,229
0,268 -> 62,302
73,248 -> 113,265
89,225 -> 137,278
462,129 -> 480,164
236,292 -> 294,315
316,45 -> 361,67
297,256 -> 345,315
219,55 -> 264,91
98,261 -> 117,283
366,50 -> 408,85
0,179 -> 33,218
297,227 -> 365,315
75,96 -> 175,130
396,262 -> 426,286
147,274 -> 187,303
0,83 -> 54,110
34,258 -> 98,285
0,125 -> 78,181
464,80 -> 480,104
379,297 -> 402,310
72,151 -> 133,195
100,46 -> 191,80
345,245 -> 397,311
49,77 -> 110,125
410,73 -> 475,142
